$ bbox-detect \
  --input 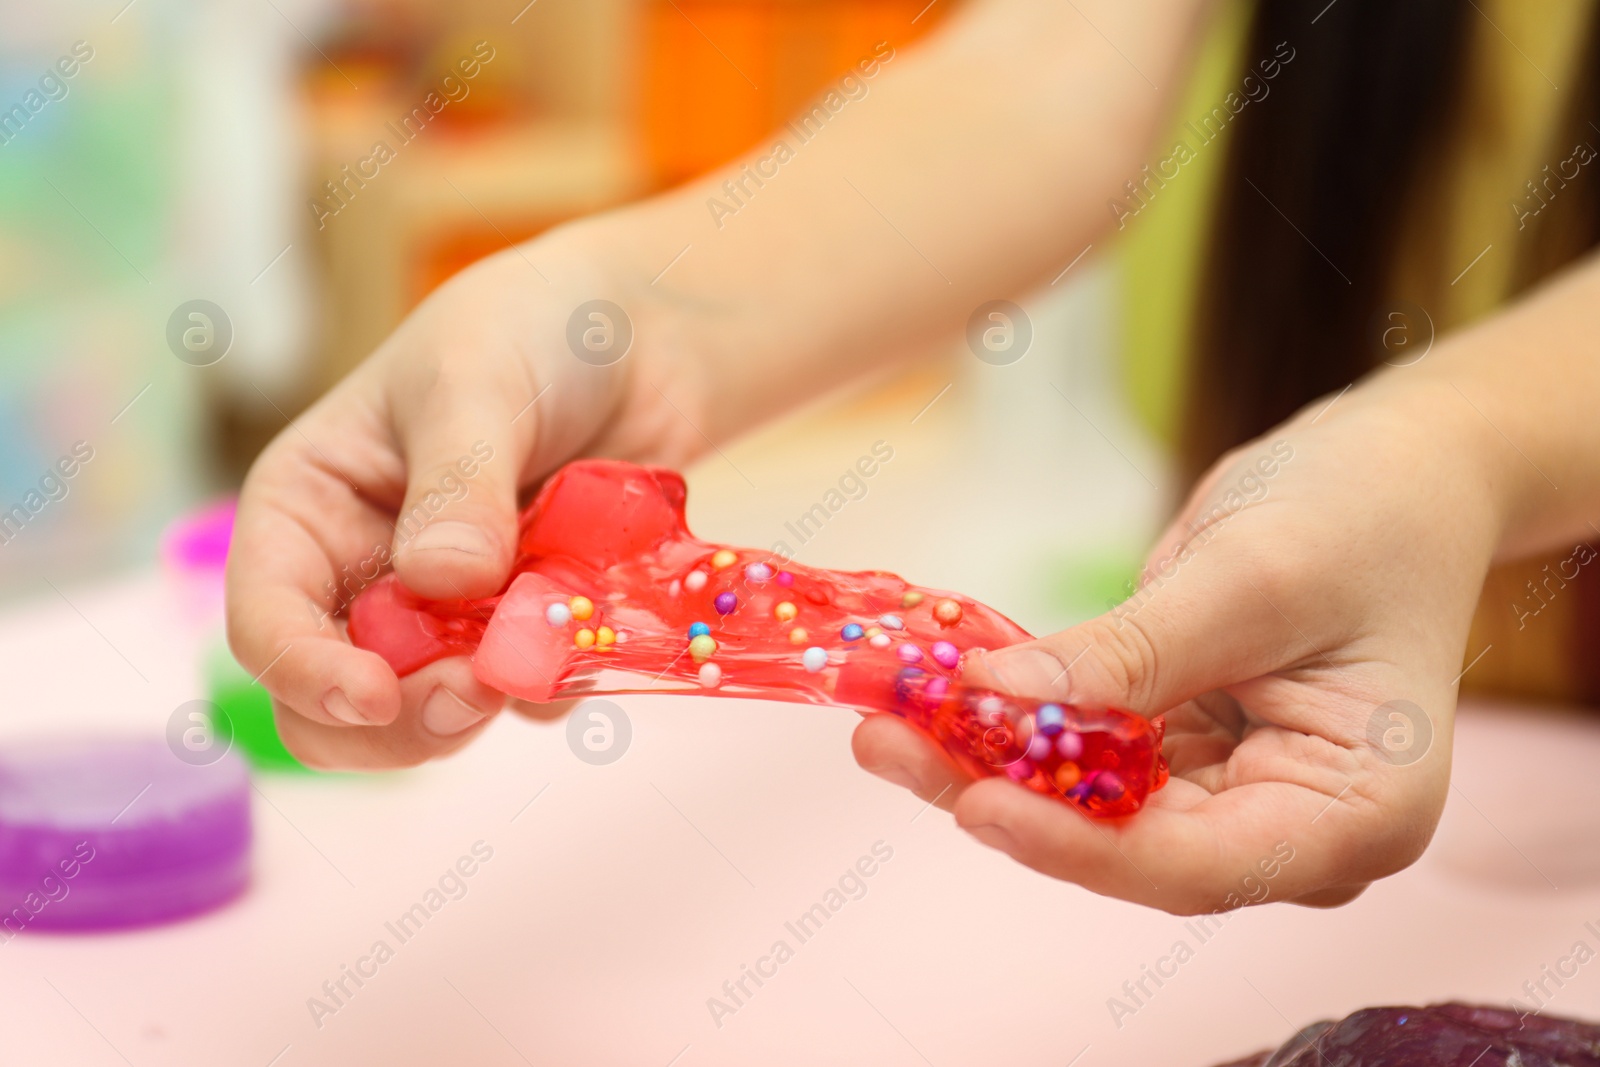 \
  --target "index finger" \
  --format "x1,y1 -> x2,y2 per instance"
226,437 -> 403,729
